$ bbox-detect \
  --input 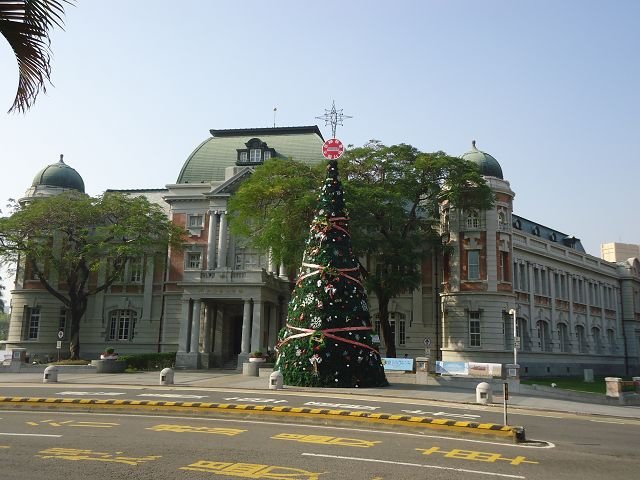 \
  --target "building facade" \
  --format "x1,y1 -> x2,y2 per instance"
3,129 -> 639,376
